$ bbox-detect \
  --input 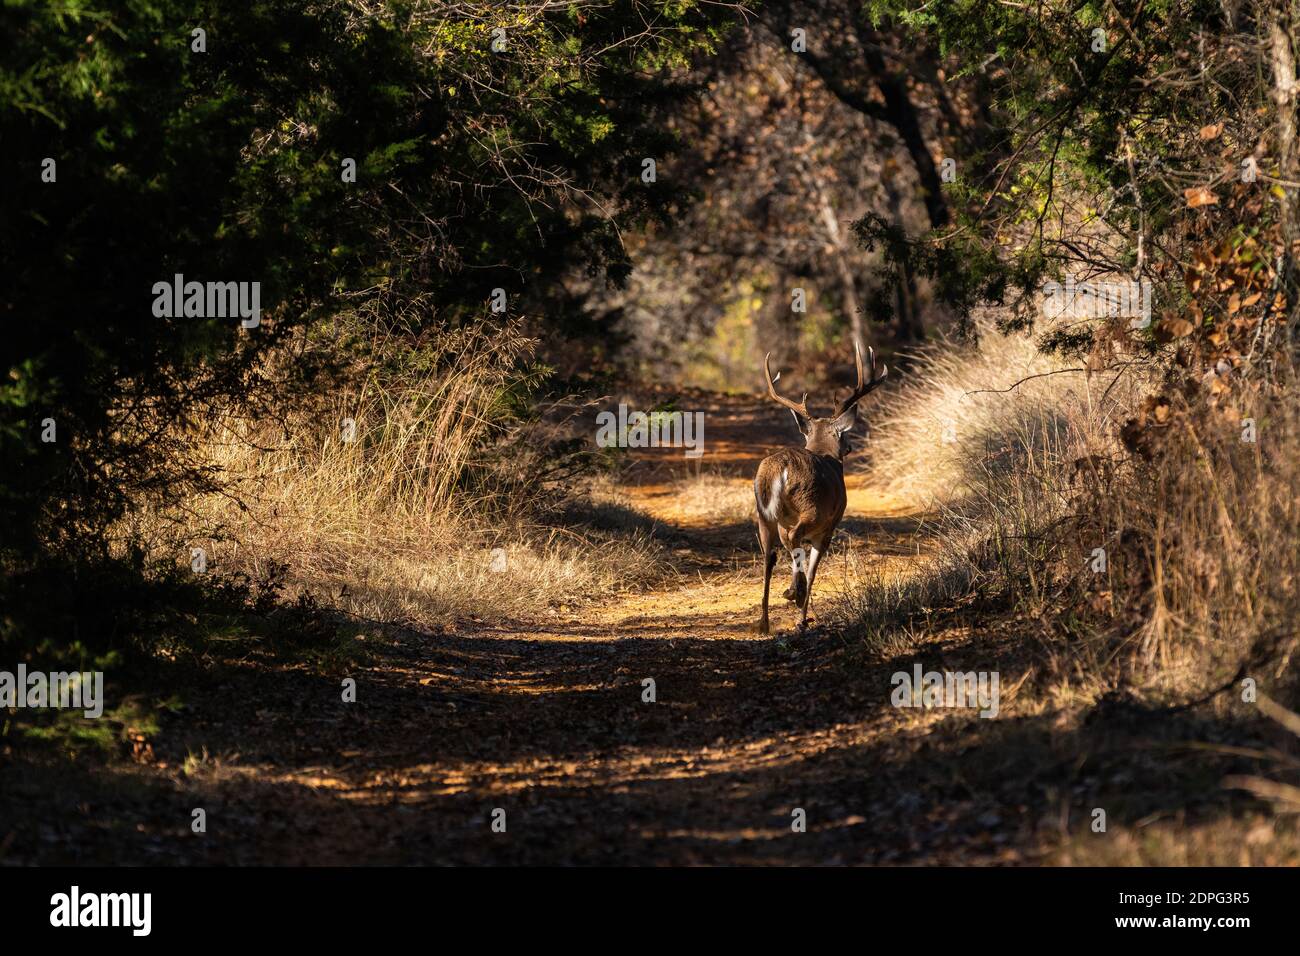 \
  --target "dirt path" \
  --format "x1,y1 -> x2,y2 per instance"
8,393 -> 1288,866
9,394 -> 1068,866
